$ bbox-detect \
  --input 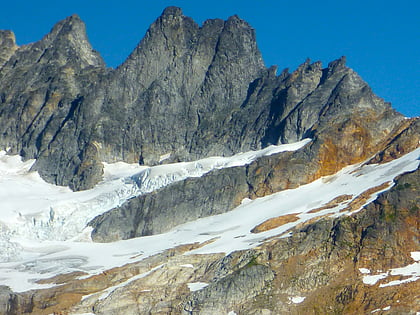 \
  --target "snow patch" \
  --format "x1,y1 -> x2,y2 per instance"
159,153 -> 171,163
180,264 -> 194,268
241,198 -> 252,205
363,273 -> 388,285
289,296 -> 306,304
363,260 -> 420,287
359,268 -> 371,274
379,261 -> 420,287
379,277 -> 419,287
187,282 -> 209,291
411,252 -> 420,261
